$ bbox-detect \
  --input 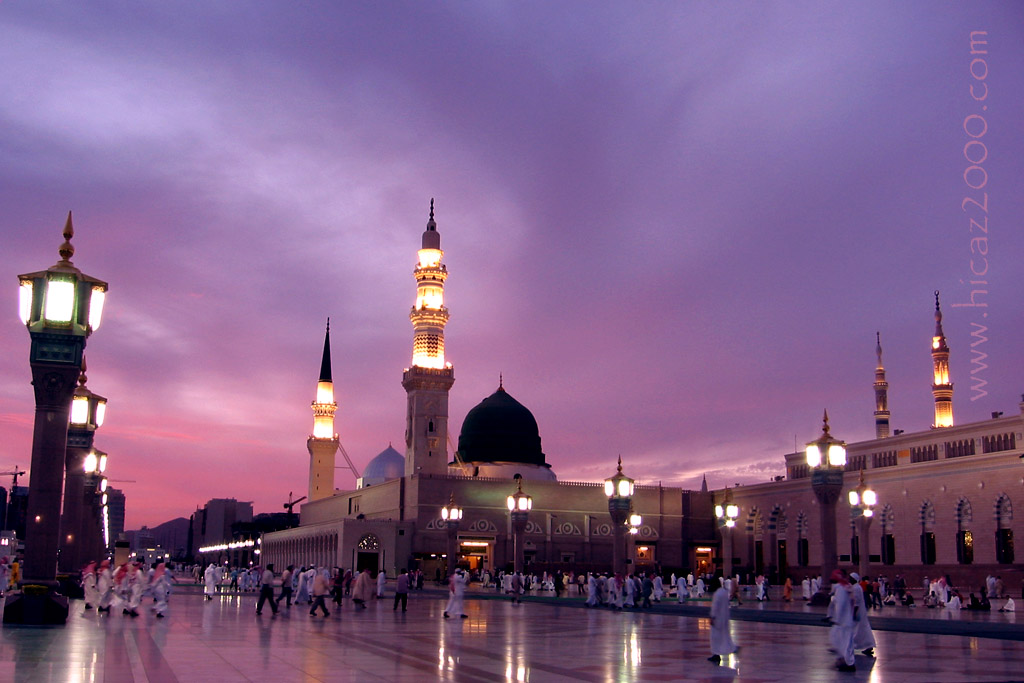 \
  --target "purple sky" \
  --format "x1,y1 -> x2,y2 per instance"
2,3 -> 1022,530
